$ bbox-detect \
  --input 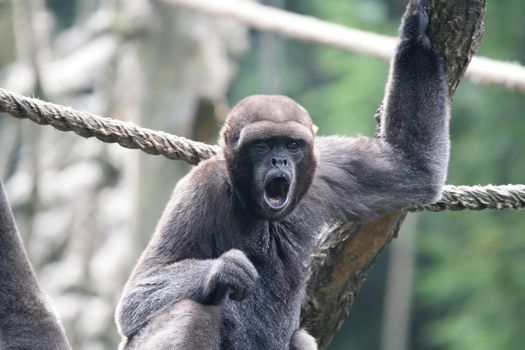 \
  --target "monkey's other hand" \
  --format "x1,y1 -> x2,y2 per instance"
399,0 -> 431,50
203,249 -> 259,304
290,329 -> 318,350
